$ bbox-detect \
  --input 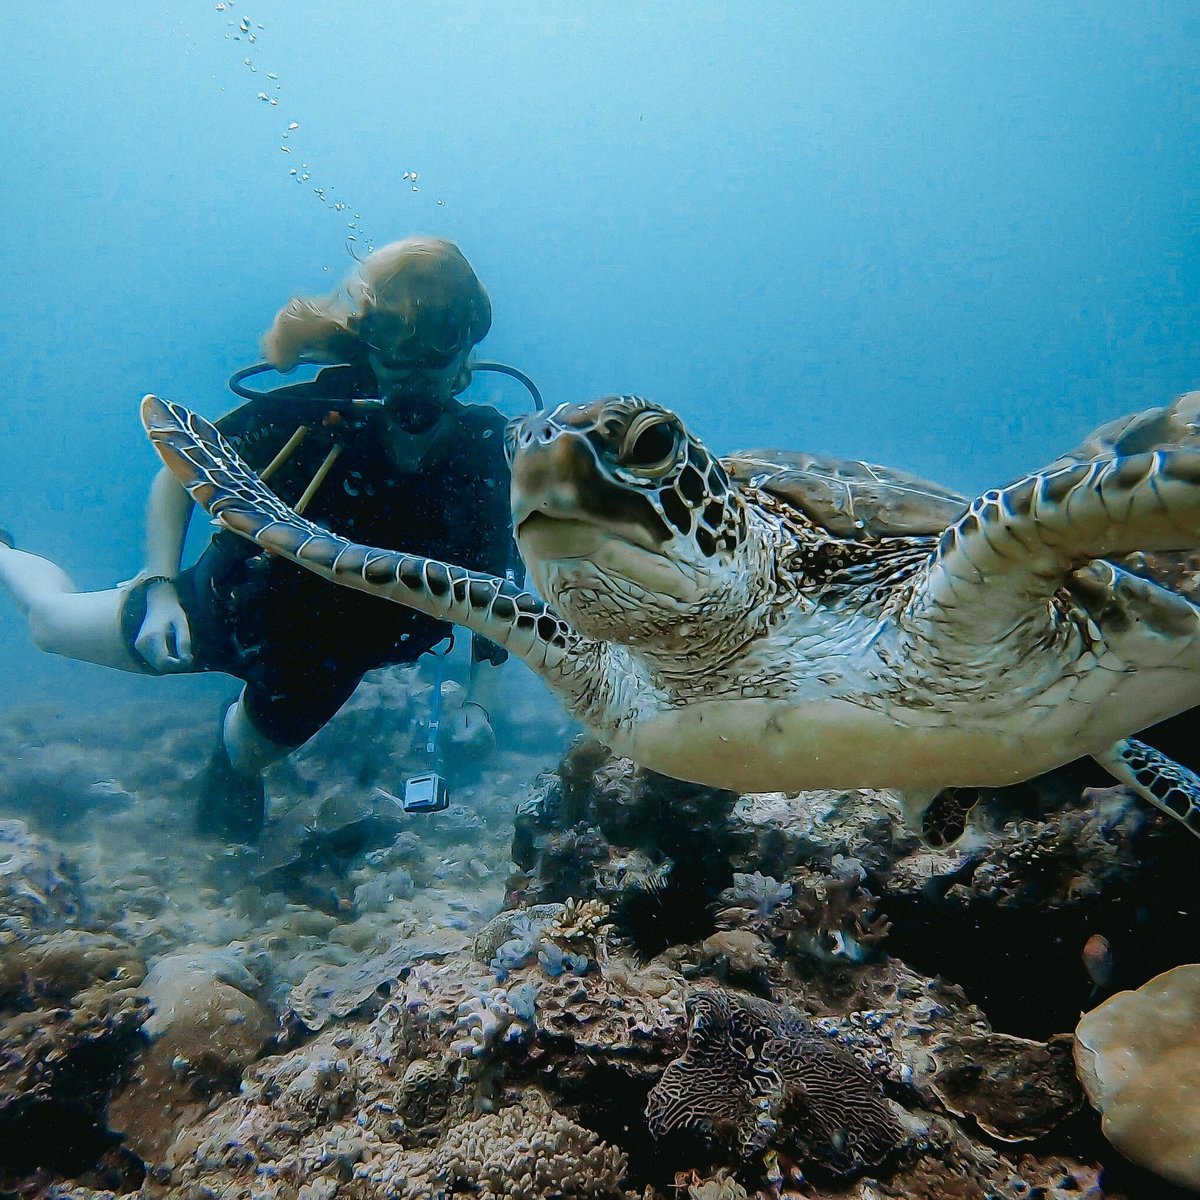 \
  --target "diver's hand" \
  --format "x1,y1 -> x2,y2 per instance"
445,700 -> 496,758
134,579 -> 193,672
